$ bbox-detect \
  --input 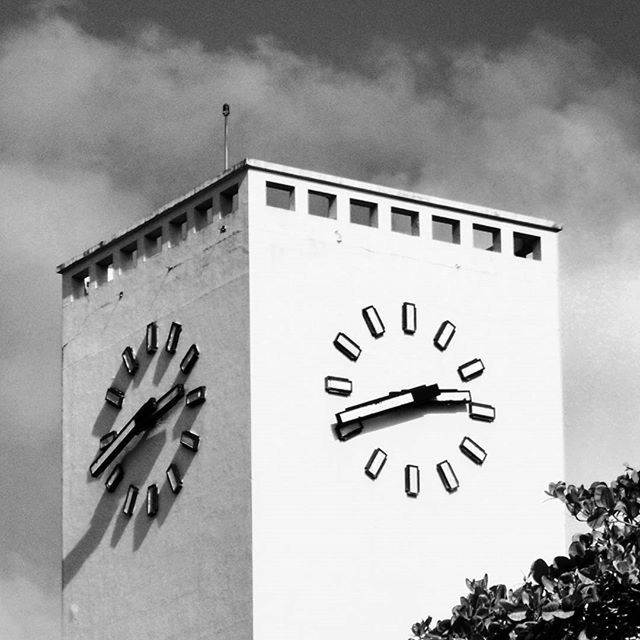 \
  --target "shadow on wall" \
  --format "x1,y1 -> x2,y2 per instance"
63,333 -> 202,588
